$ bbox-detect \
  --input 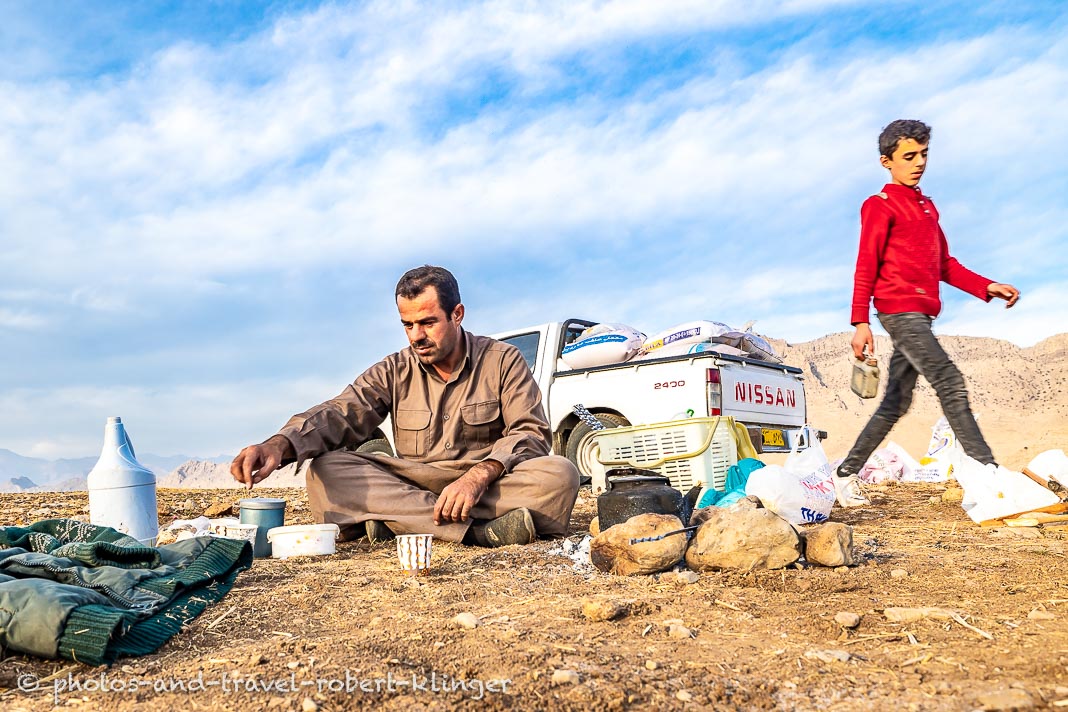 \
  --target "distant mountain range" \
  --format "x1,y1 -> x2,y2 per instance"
0,449 -> 235,493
